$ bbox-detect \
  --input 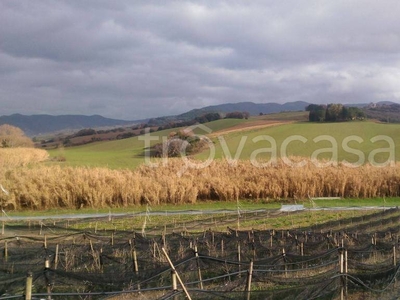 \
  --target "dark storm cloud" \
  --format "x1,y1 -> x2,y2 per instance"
1,1 -> 400,120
